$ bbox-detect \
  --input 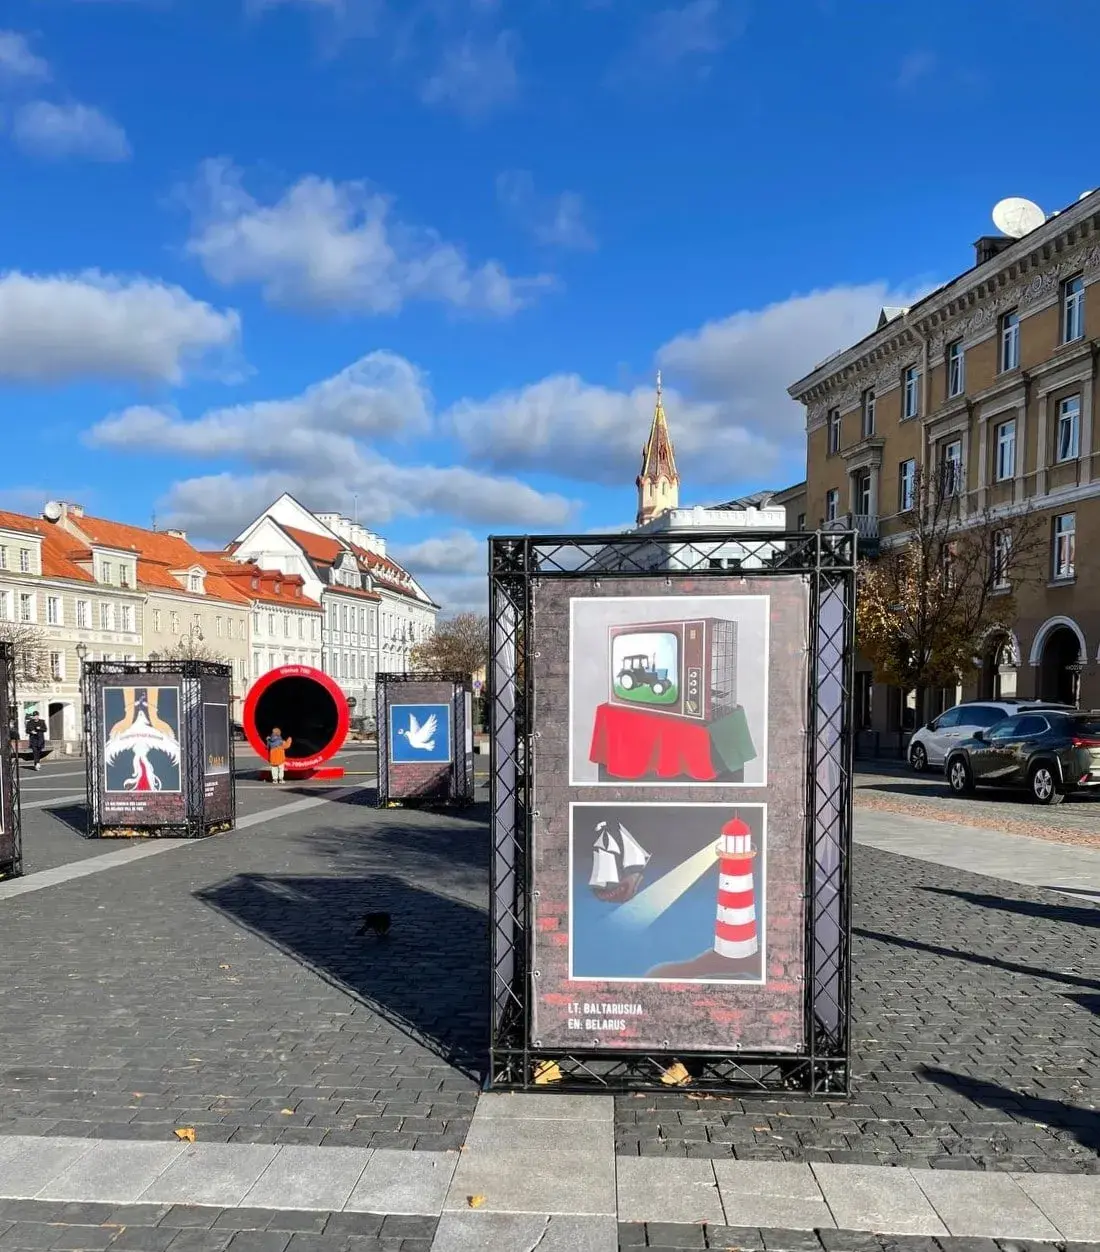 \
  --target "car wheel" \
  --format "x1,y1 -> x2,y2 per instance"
1029,763 -> 1064,805
947,756 -> 973,795
909,743 -> 928,773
